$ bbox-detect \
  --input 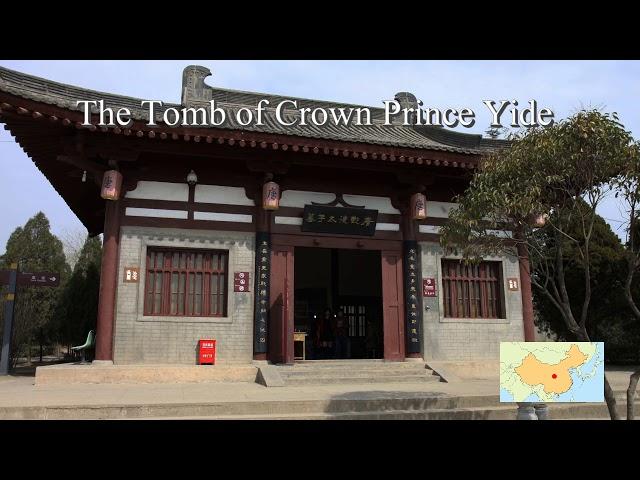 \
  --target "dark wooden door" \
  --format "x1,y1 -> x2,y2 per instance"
269,246 -> 294,364
381,250 -> 405,361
